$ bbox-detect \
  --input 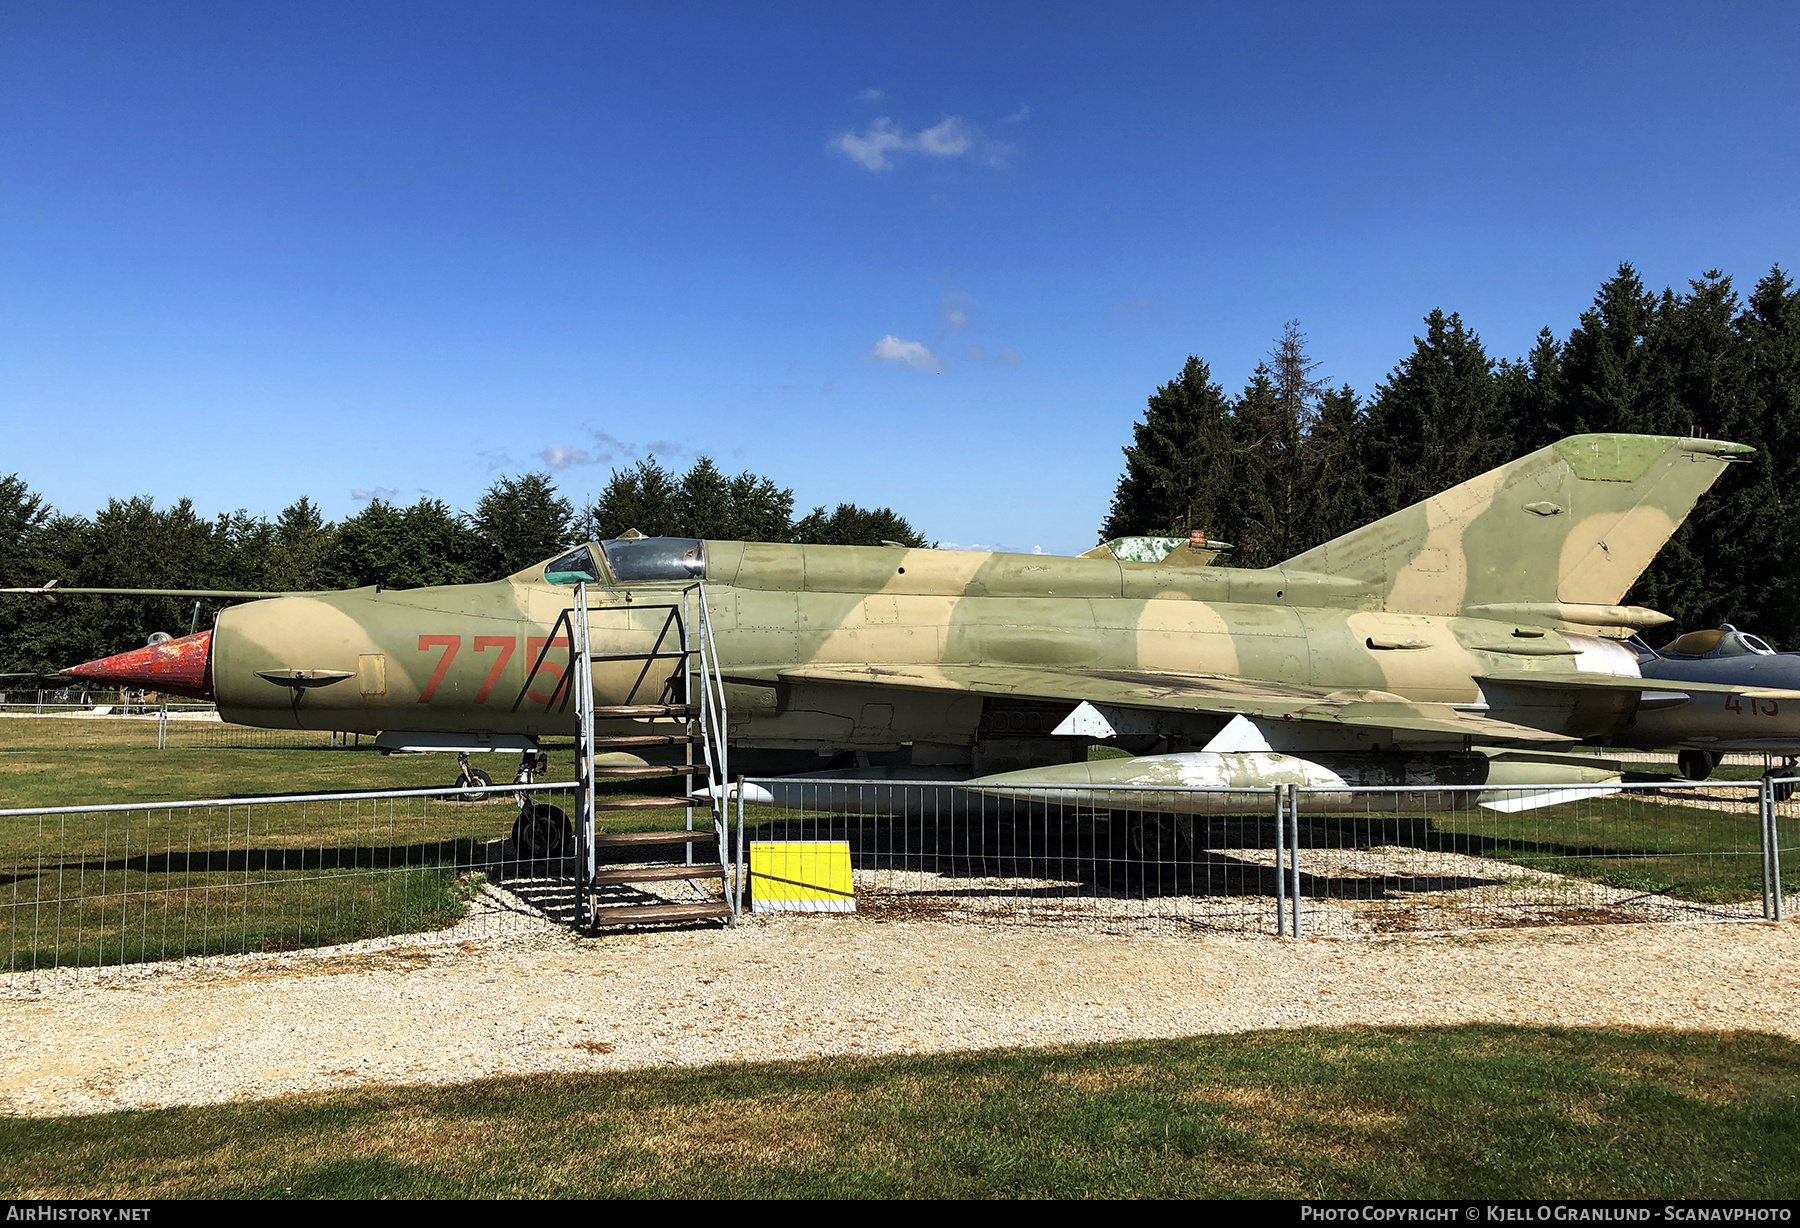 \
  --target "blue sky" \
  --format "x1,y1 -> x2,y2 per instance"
3,2 -> 1796,555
